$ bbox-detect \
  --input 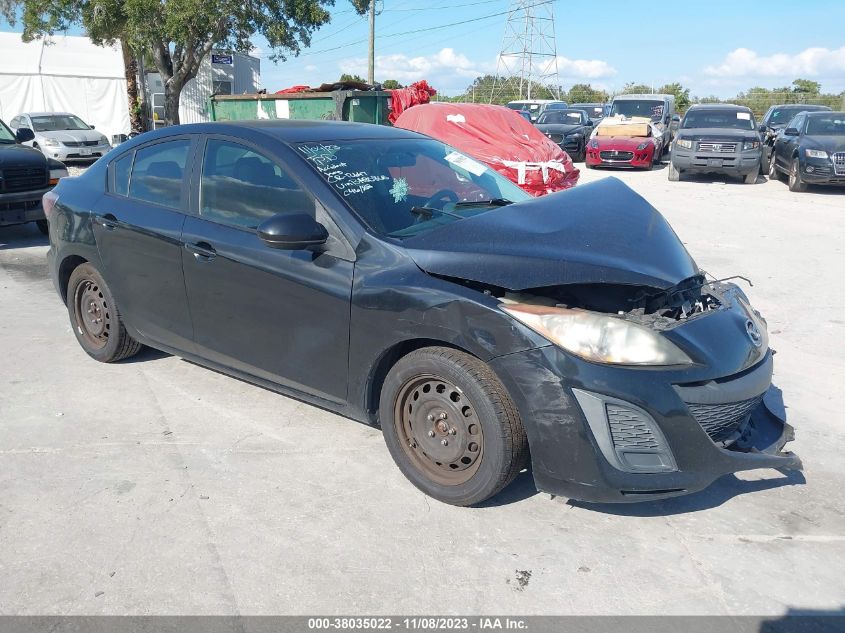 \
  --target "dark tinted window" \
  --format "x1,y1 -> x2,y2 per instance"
200,139 -> 313,230
128,139 -> 191,208
113,153 -> 133,196
681,109 -> 755,130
